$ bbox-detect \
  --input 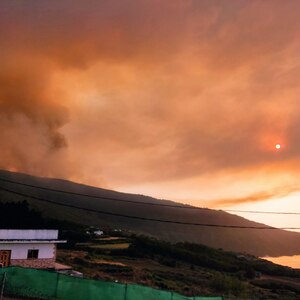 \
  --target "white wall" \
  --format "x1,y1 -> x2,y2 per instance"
0,230 -> 58,240
0,243 -> 56,259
